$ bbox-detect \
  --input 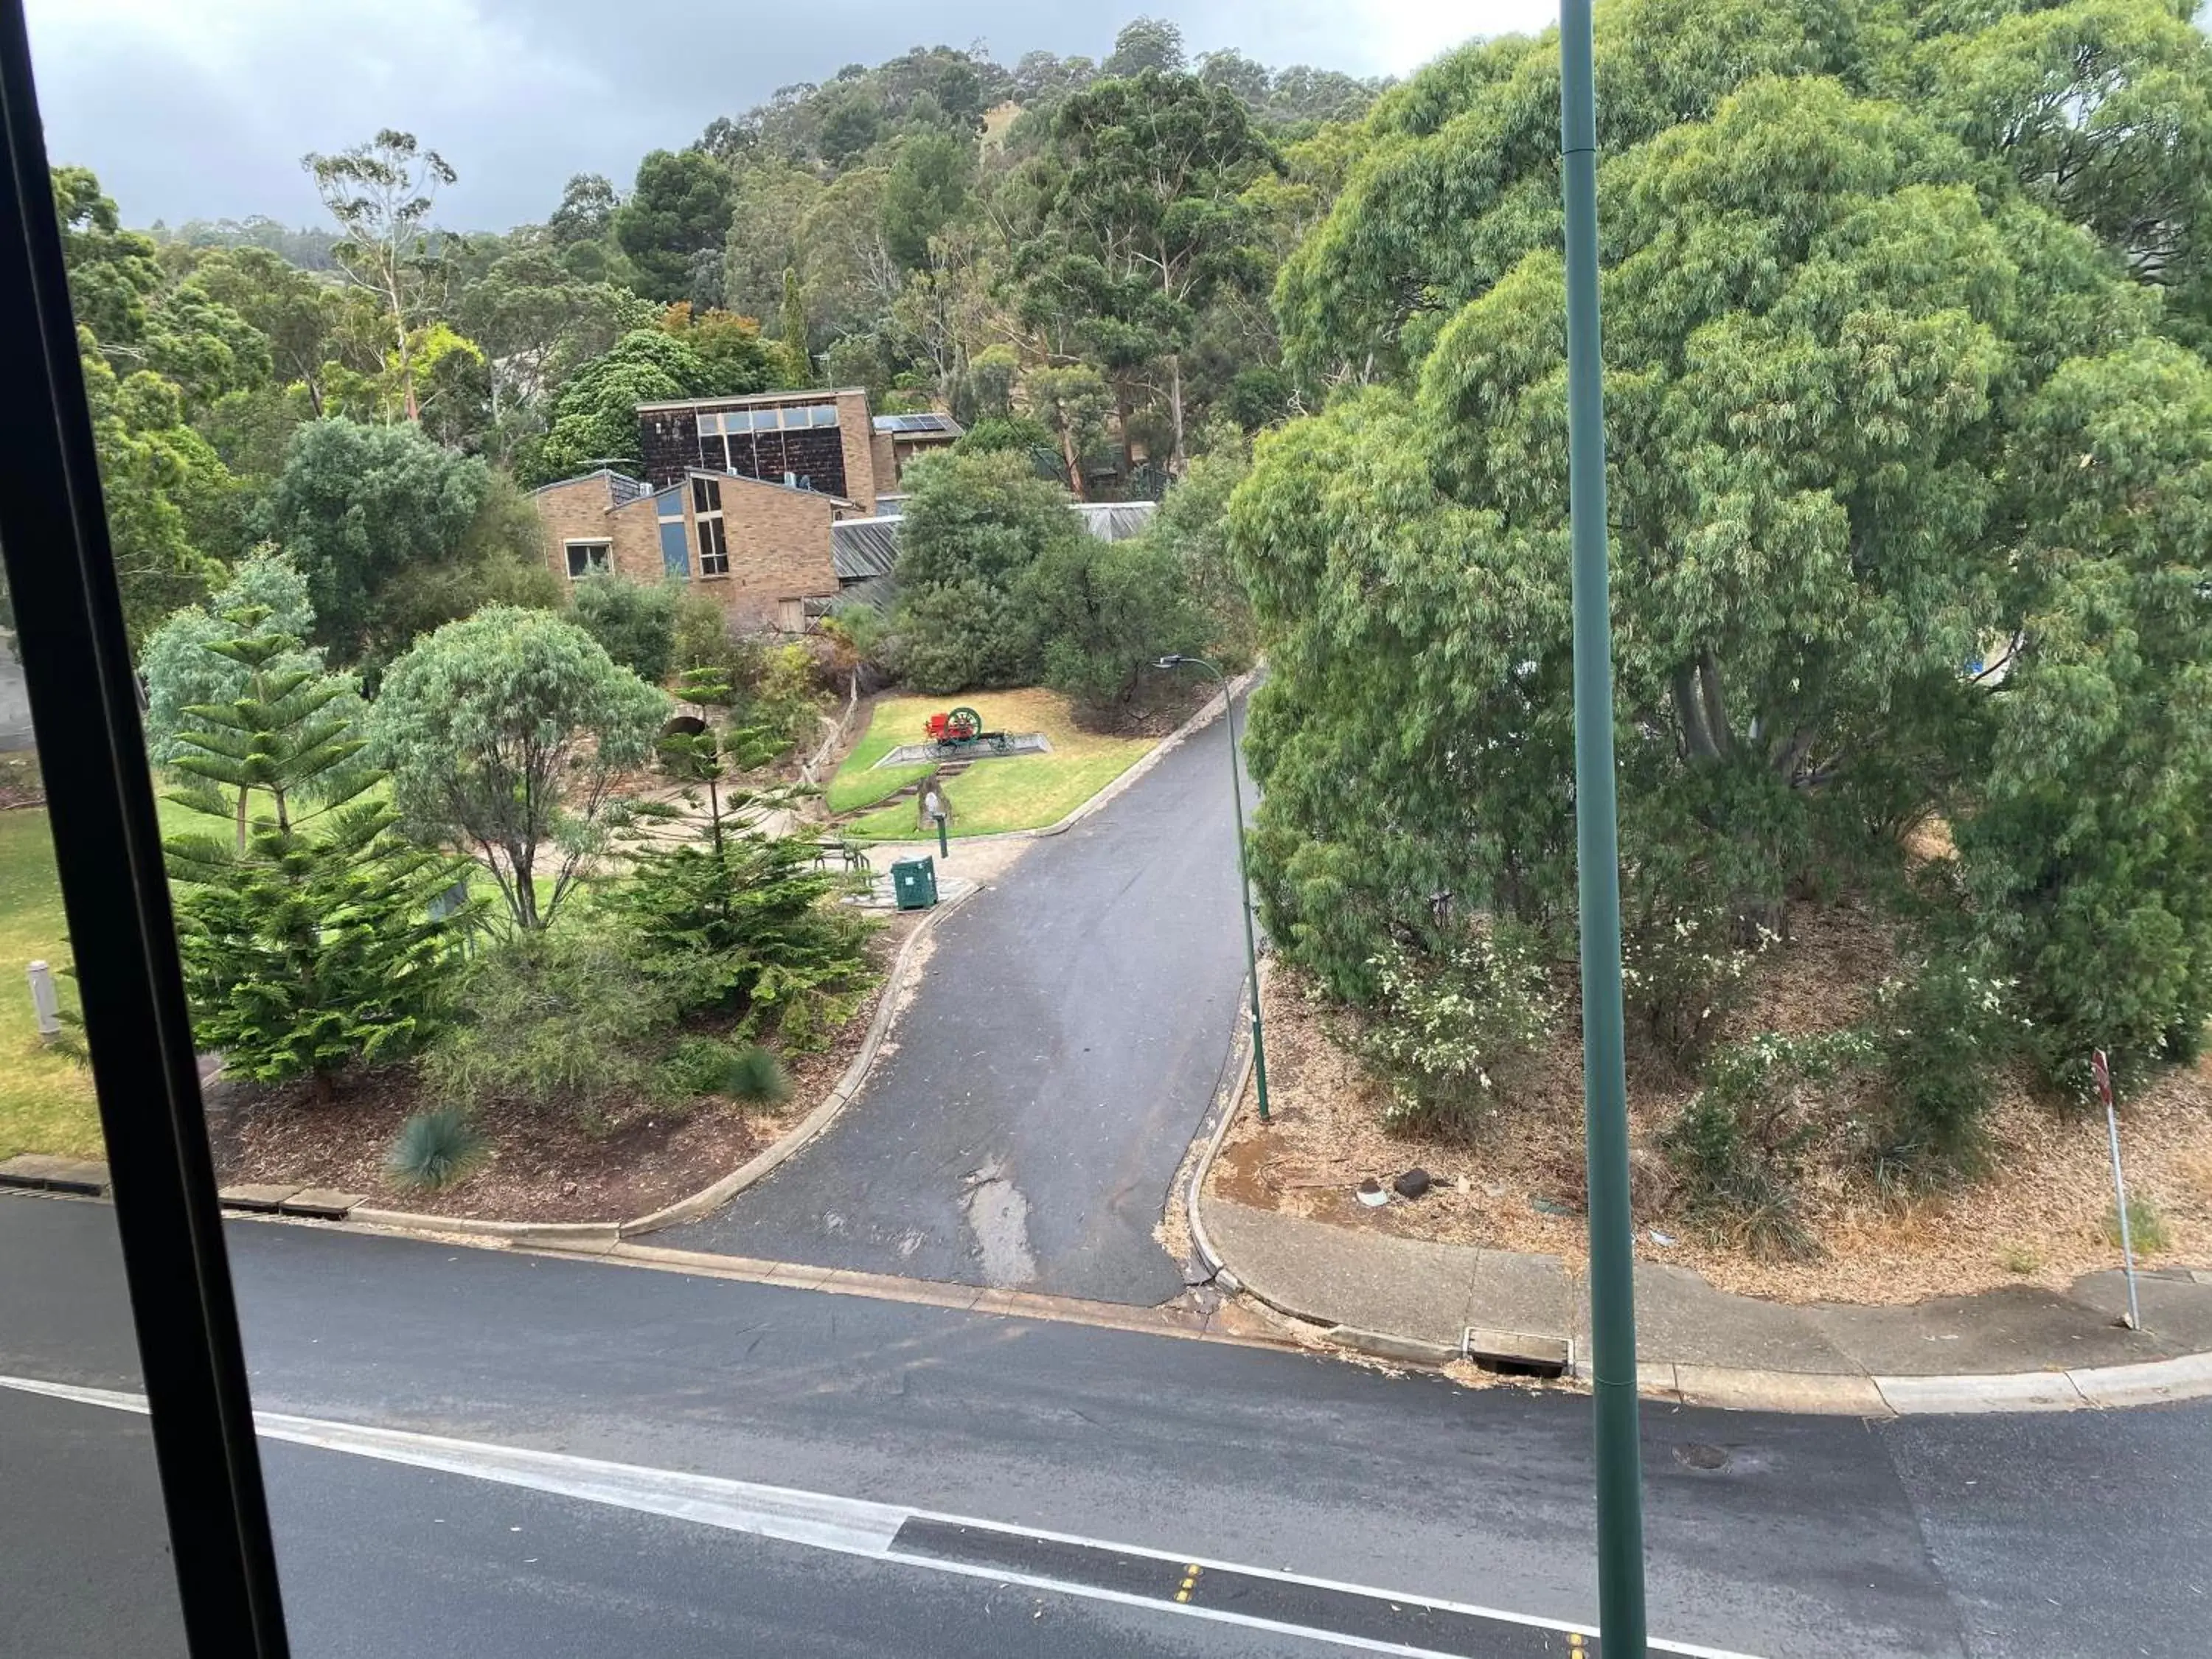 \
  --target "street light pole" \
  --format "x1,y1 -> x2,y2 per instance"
1156,655 -> 1270,1124
1559,1 -> 1649,1654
